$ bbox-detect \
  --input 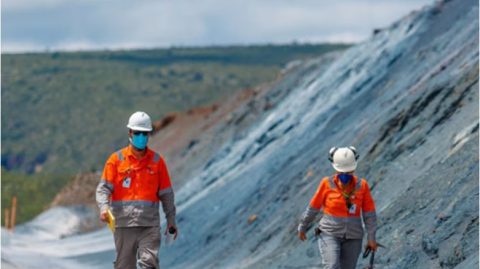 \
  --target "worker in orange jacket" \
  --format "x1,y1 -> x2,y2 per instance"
96,111 -> 177,269
298,146 -> 377,269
